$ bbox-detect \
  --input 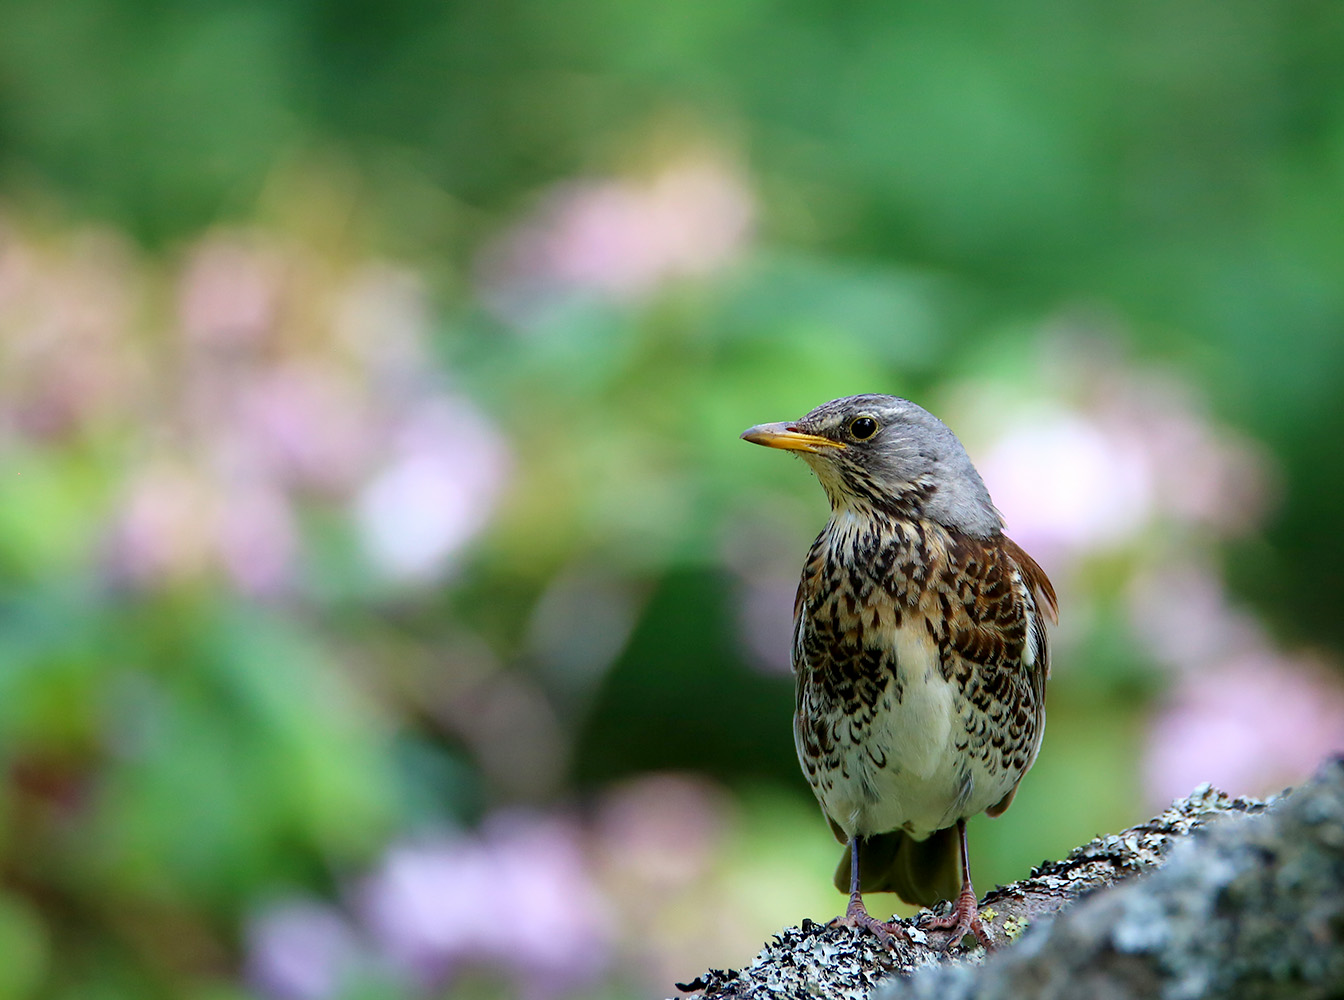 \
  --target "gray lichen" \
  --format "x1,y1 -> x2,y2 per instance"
672,758 -> 1344,1000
